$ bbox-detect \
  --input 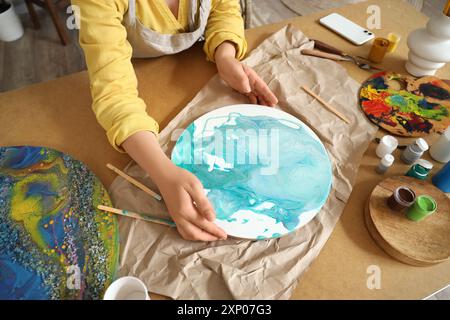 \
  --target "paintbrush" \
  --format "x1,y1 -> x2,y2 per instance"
107,163 -> 162,201
98,205 -> 176,227
311,39 -> 382,71
301,85 -> 351,124
445,0 -> 450,16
